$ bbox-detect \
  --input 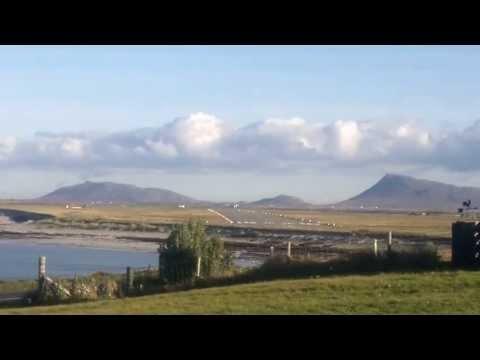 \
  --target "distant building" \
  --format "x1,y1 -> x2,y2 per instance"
65,204 -> 86,210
